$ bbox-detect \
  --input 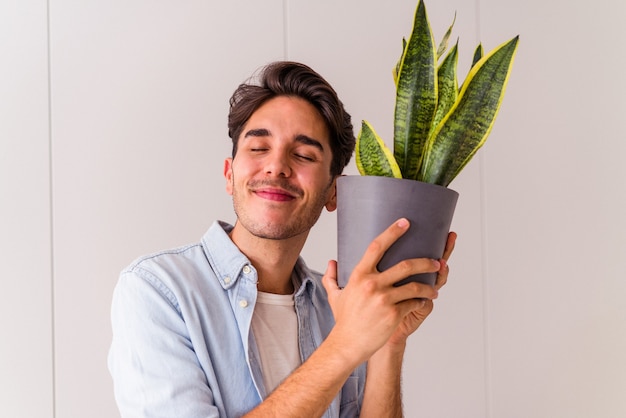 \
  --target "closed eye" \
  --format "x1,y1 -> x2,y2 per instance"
295,153 -> 315,162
